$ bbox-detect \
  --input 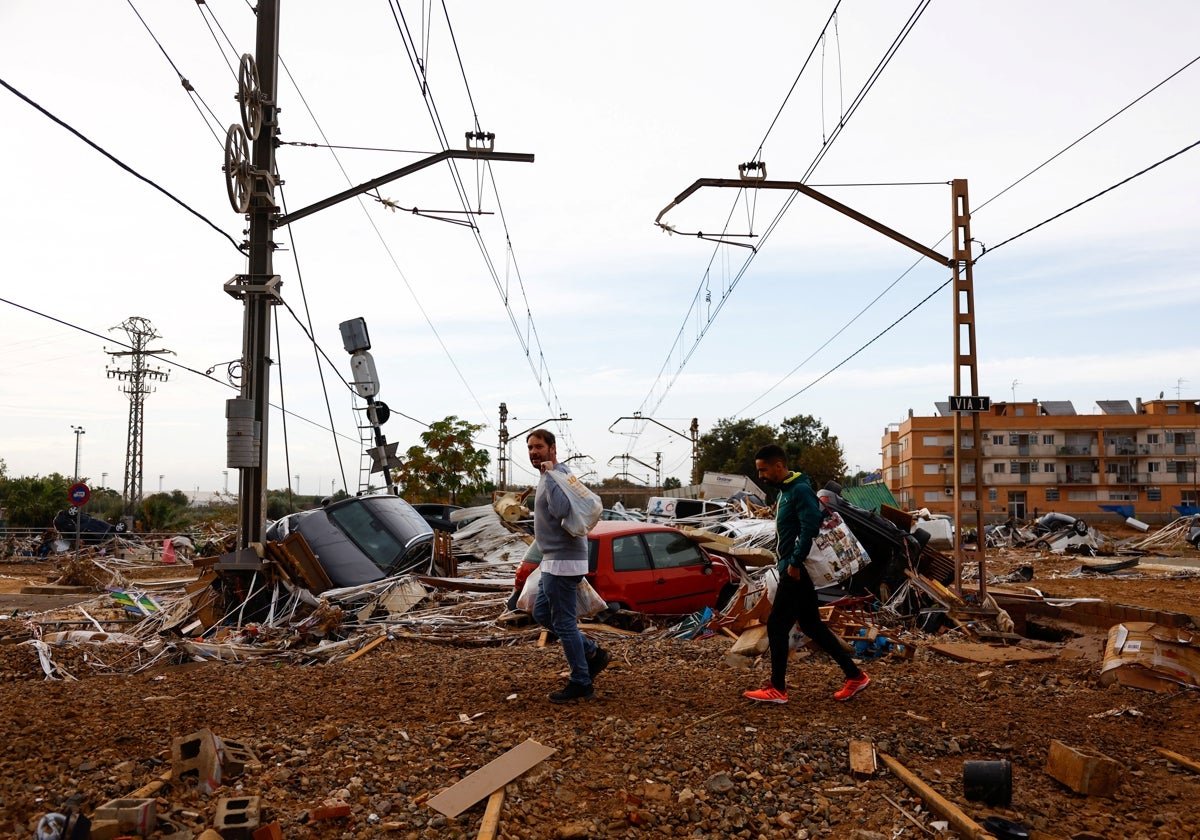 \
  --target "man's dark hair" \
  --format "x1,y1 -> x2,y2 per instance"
755,443 -> 787,465
527,428 -> 556,447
